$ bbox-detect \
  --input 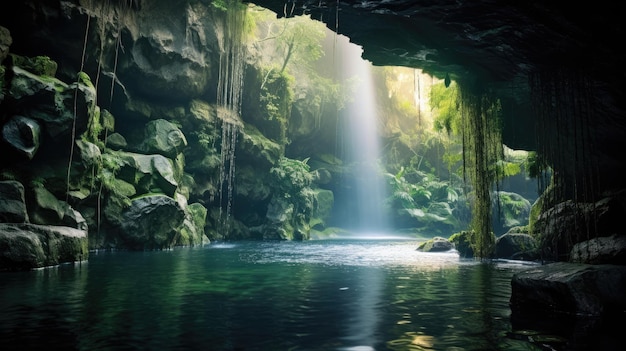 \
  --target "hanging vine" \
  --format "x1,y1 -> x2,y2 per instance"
459,85 -> 503,258
528,66 -> 599,261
